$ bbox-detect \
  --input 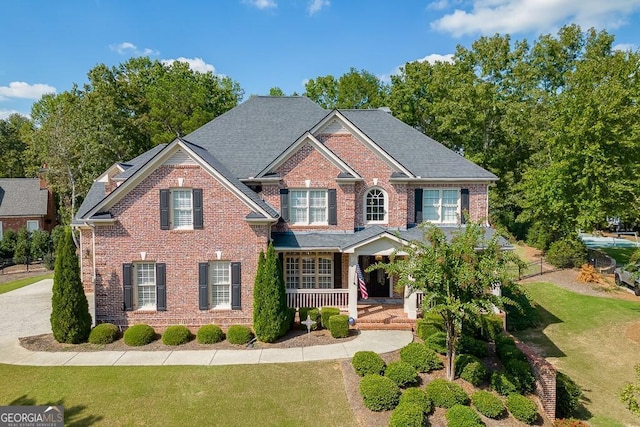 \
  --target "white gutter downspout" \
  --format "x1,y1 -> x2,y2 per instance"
85,222 -> 97,327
